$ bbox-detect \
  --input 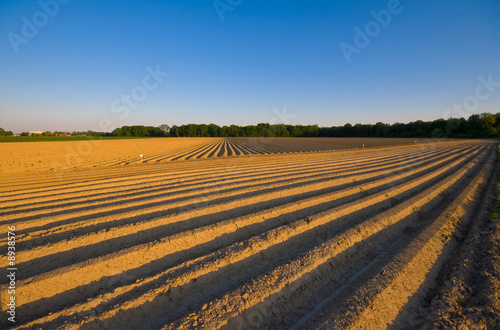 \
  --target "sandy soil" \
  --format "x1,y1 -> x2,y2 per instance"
0,137 -> 434,178
0,138 -> 497,329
